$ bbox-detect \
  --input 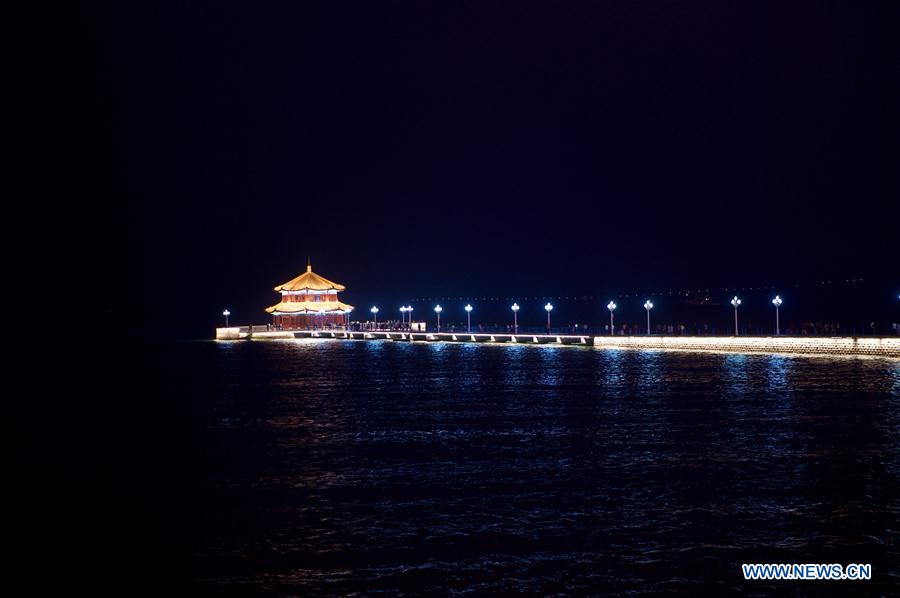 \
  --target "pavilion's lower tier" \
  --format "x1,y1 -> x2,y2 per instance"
273,313 -> 349,329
